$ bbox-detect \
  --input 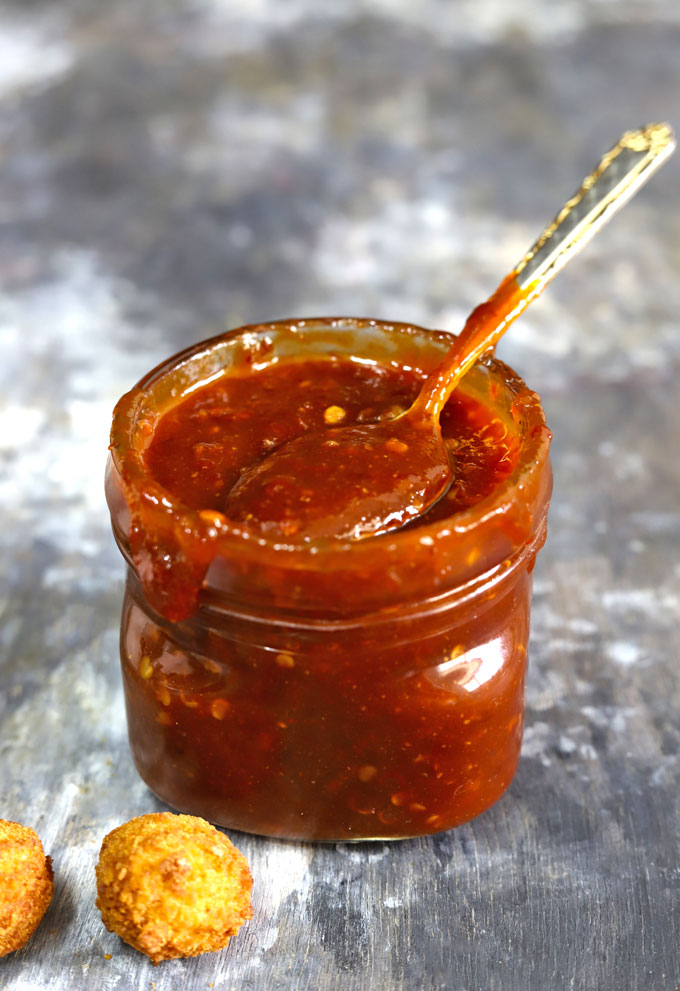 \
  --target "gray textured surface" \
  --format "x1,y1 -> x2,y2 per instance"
1,1 -> 679,989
